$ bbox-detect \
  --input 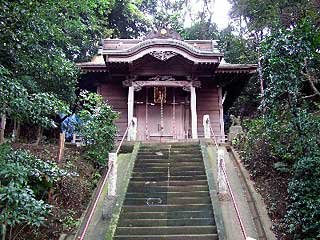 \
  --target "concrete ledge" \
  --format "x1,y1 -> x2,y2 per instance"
227,146 -> 275,240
